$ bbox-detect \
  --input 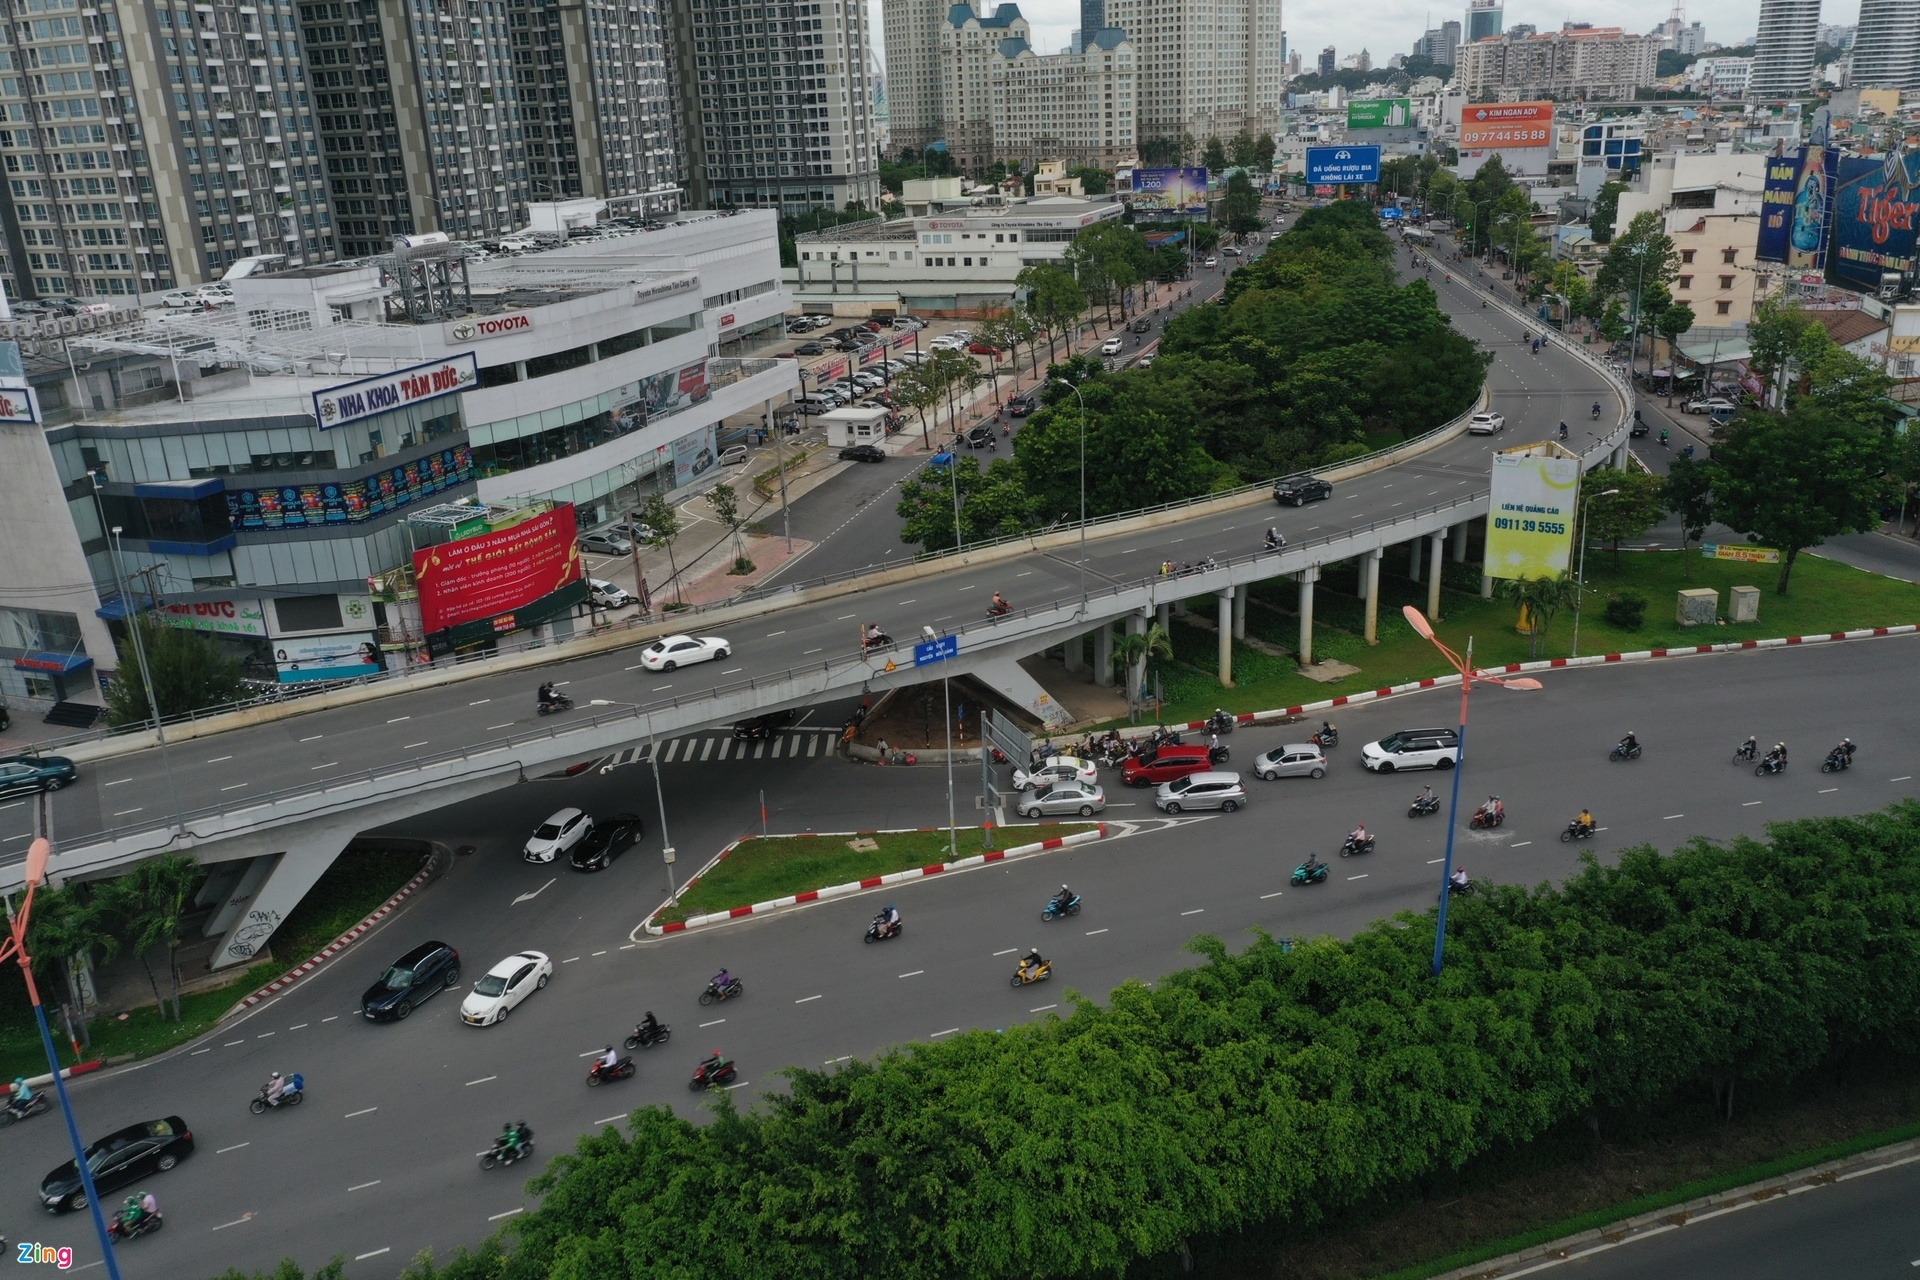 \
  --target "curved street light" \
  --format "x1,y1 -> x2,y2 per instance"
588,700 -> 680,902
1051,376 -> 1090,614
